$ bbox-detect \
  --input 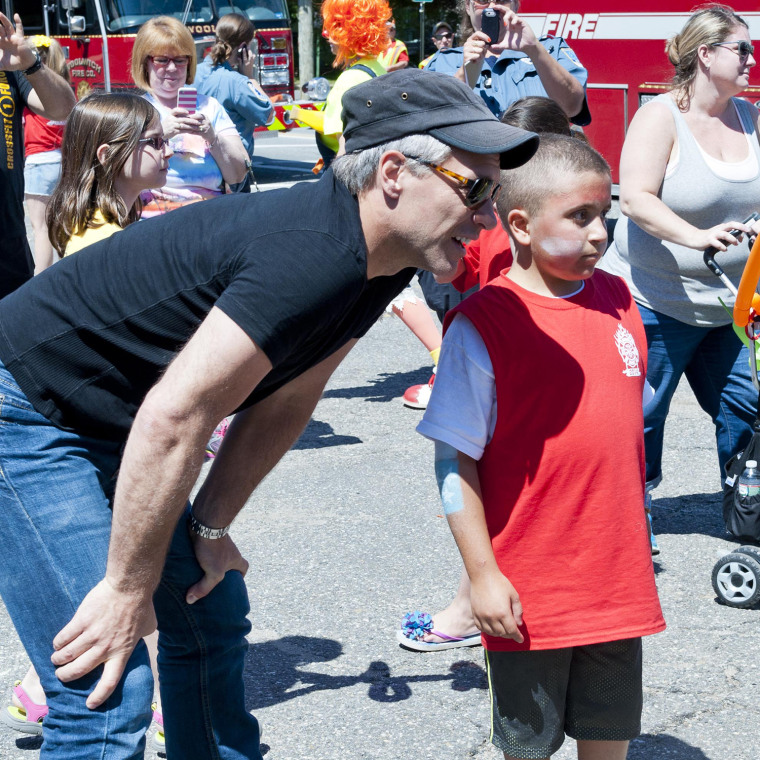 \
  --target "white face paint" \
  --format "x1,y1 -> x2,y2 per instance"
539,236 -> 587,259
